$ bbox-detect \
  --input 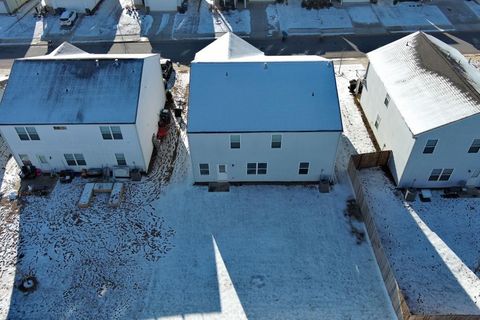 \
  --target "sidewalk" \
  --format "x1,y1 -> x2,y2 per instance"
0,0 -> 479,45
